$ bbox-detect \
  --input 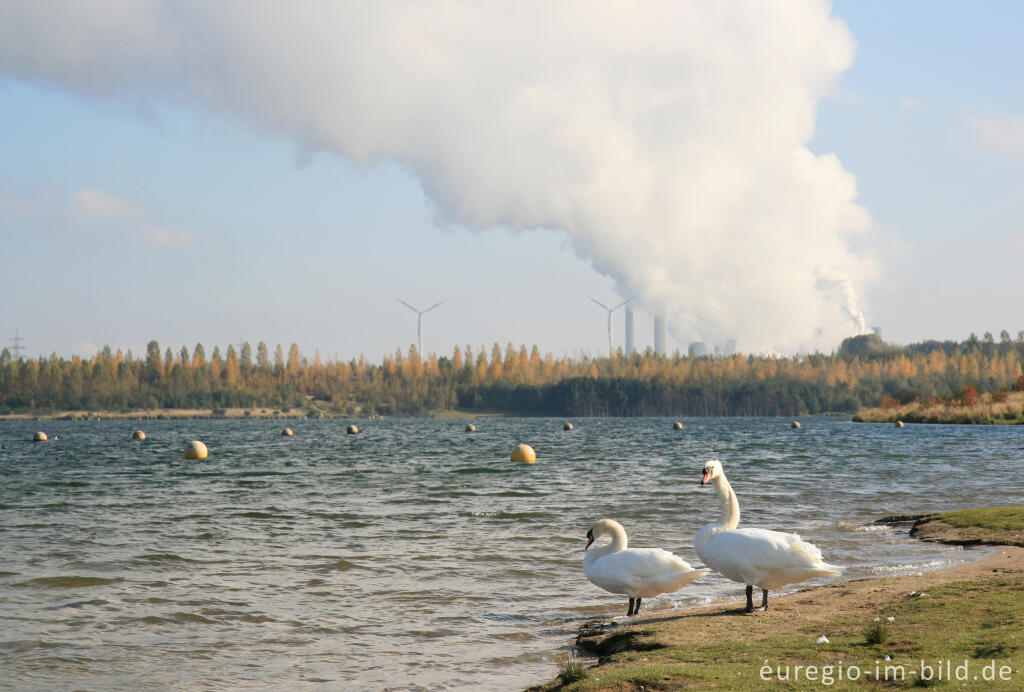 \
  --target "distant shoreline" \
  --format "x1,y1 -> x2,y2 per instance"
0,407 -> 317,421
0,407 -> 512,421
